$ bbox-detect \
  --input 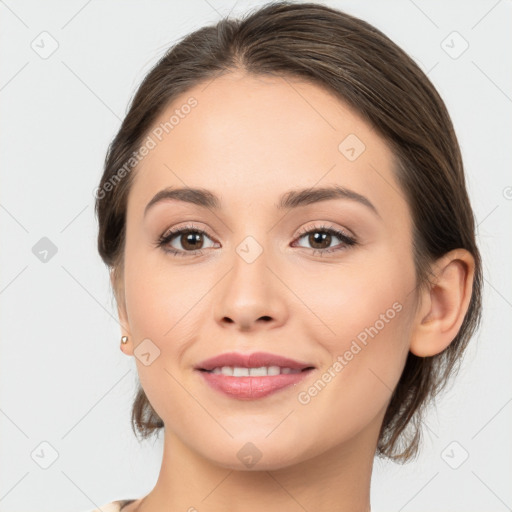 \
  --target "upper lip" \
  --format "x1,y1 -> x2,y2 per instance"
195,351 -> 315,371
